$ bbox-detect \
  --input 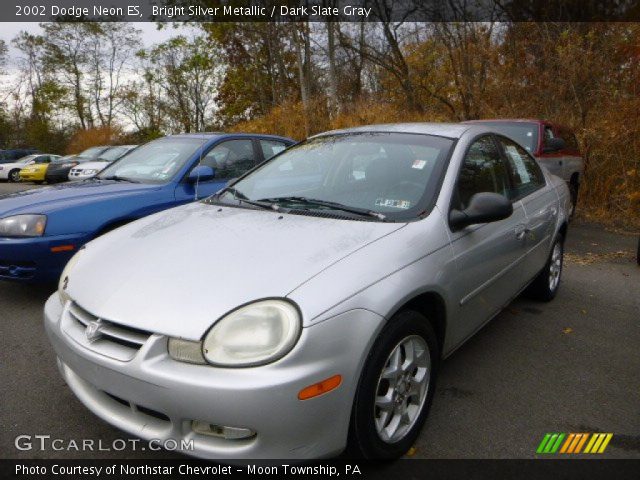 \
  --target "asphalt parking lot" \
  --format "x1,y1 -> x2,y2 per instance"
1,181 -> 638,459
